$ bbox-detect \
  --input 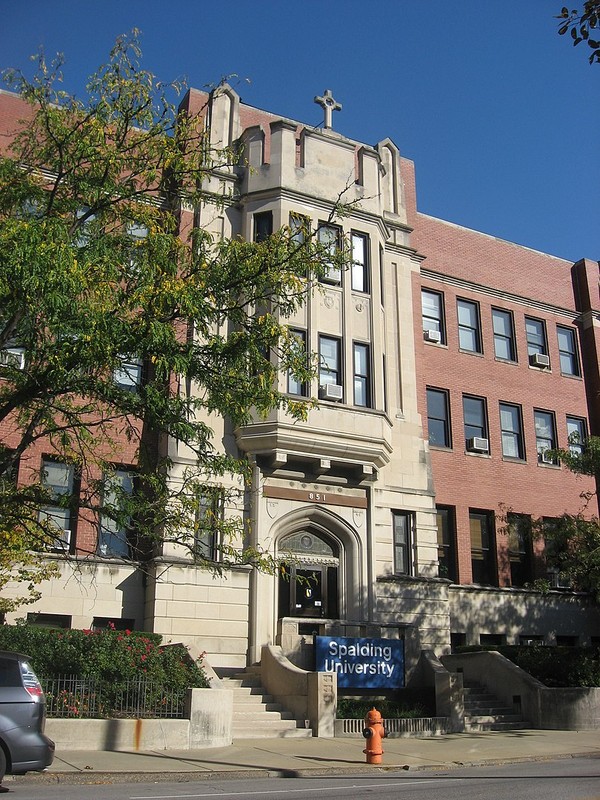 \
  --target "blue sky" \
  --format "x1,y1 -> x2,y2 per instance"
2,1 -> 598,262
